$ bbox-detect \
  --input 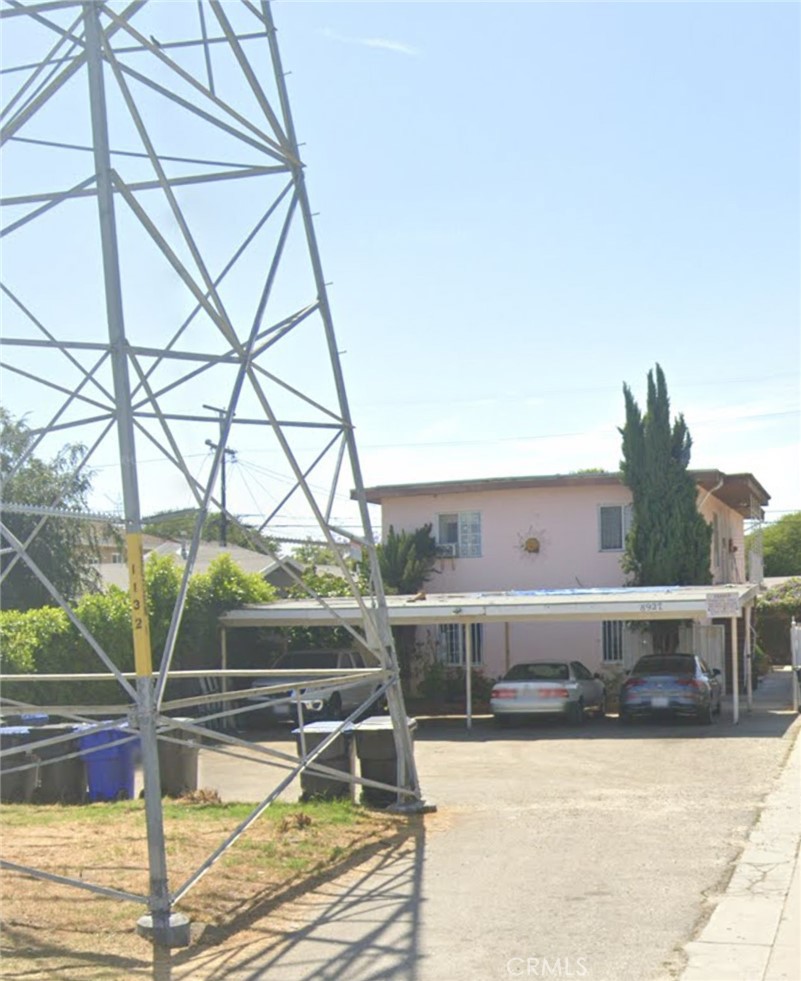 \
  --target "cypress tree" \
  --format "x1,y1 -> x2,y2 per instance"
619,365 -> 712,650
